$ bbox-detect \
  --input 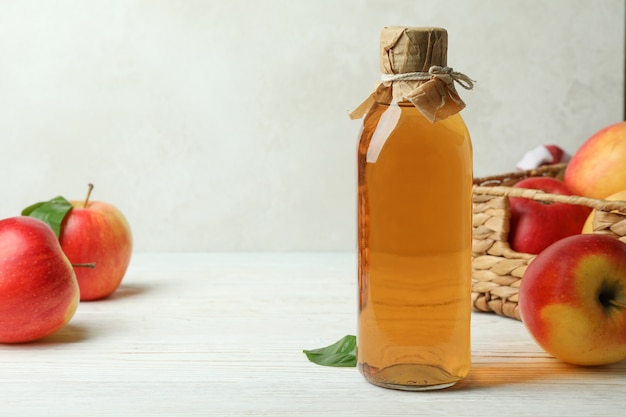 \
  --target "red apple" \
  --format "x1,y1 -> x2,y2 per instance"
59,186 -> 132,301
22,185 -> 133,301
59,192 -> 132,301
564,121 -> 626,199
519,234 -> 626,366
0,216 -> 79,343
508,177 -> 591,254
